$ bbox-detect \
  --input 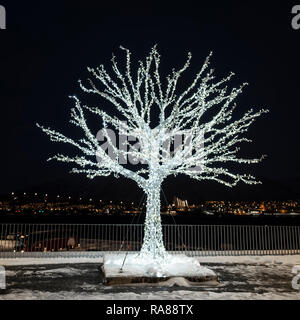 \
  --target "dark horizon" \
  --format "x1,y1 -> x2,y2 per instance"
1,1 -> 300,201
